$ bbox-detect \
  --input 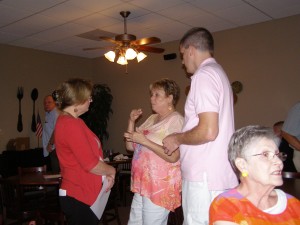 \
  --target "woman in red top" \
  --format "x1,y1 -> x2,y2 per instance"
54,78 -> 116,225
